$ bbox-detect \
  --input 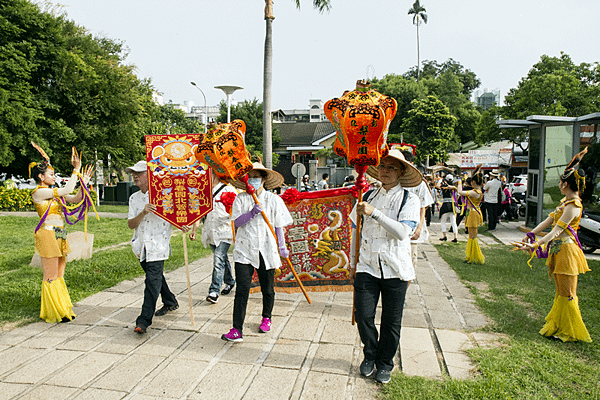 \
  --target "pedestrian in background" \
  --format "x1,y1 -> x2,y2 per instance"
190,169 -> 237,304
318,173 -> 329,190
483,170 -> 502,231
